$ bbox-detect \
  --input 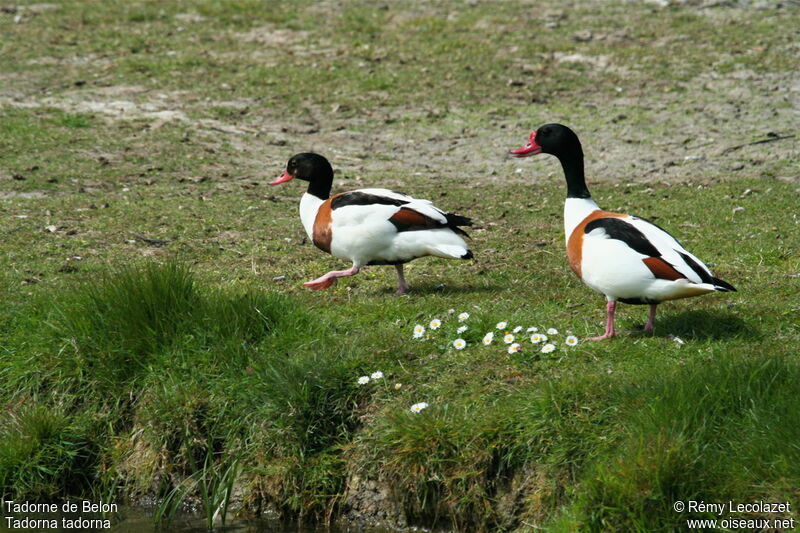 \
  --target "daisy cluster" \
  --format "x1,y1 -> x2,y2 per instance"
403,311 -> 581,415
489,323 -> 578,355
412,312 -> 579,356
413,311 -> 471,351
